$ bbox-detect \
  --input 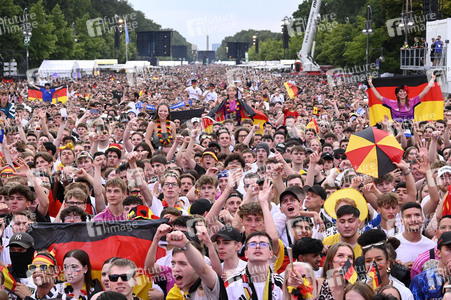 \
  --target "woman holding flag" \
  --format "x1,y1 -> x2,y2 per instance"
367,74 -> 436,122
357,229 -> 413,300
